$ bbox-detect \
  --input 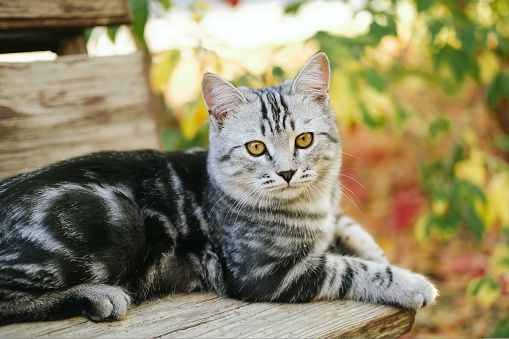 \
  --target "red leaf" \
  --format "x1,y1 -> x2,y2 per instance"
222,0 -> 240,6
392,189 -> 425,231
